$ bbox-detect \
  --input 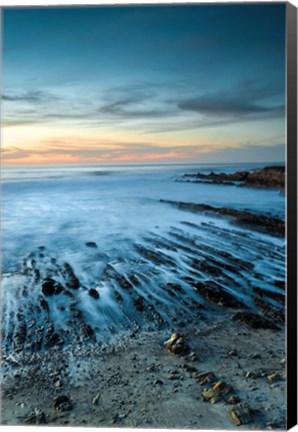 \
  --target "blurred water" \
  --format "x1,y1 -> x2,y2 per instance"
1,163 -> 285,274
